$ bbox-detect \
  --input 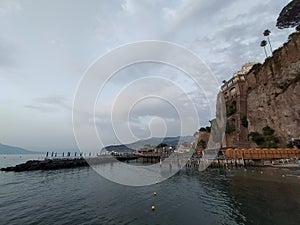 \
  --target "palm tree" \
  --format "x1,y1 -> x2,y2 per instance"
260,40 -> 268,57
263,29 -> 273,54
